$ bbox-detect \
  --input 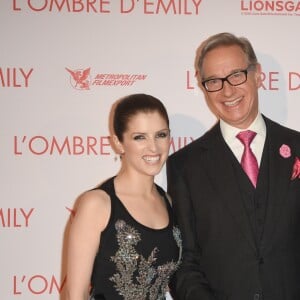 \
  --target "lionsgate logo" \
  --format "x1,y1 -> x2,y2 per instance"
240,0 -> 300,16
65,67 -> 147,90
